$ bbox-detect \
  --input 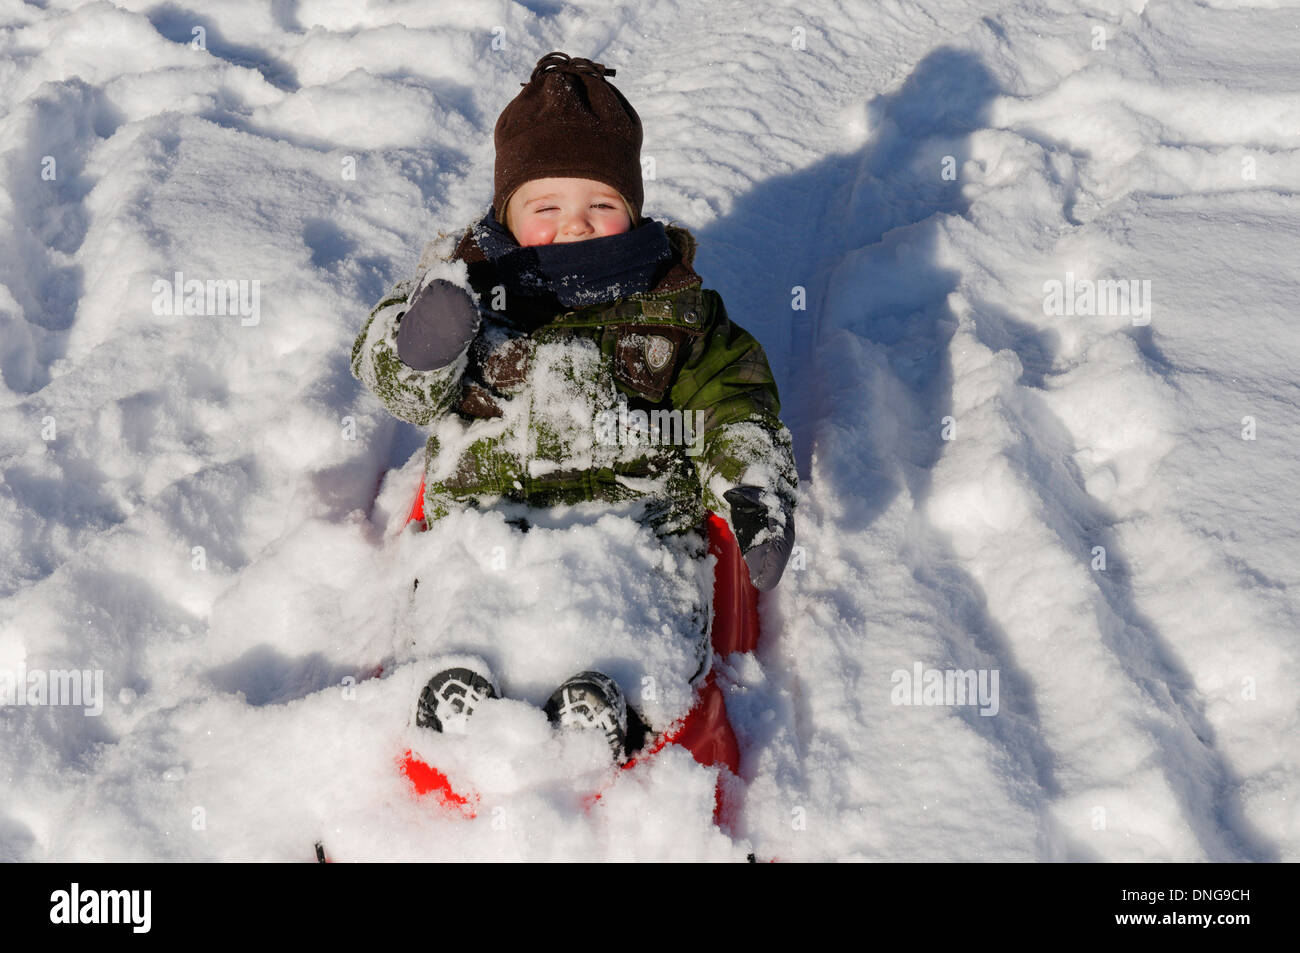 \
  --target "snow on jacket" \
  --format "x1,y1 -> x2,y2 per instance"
350,217 -> 797,542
